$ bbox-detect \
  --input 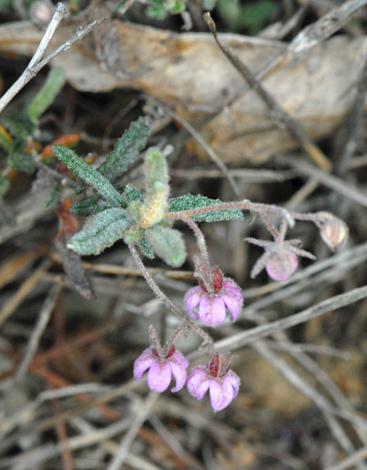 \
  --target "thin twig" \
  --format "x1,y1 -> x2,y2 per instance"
203,13 -> 332,172
278,155 -> 367,208
149,97 -> 240,197
196,284 -> 367,354
13,282 -> 62,384
323,446 -> 367,470
0,4 -> 106,115
0,258 -> 53,328
106,392 -> 158,470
